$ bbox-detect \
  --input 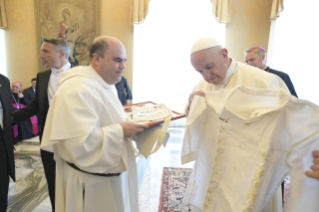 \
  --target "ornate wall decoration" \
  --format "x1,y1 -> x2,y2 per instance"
34,0 -> 100,71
